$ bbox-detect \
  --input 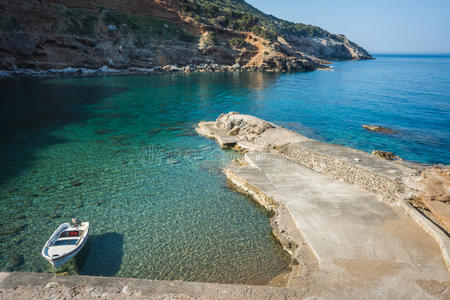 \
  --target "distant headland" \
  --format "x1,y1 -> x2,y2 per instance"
0,0 -> 372,76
